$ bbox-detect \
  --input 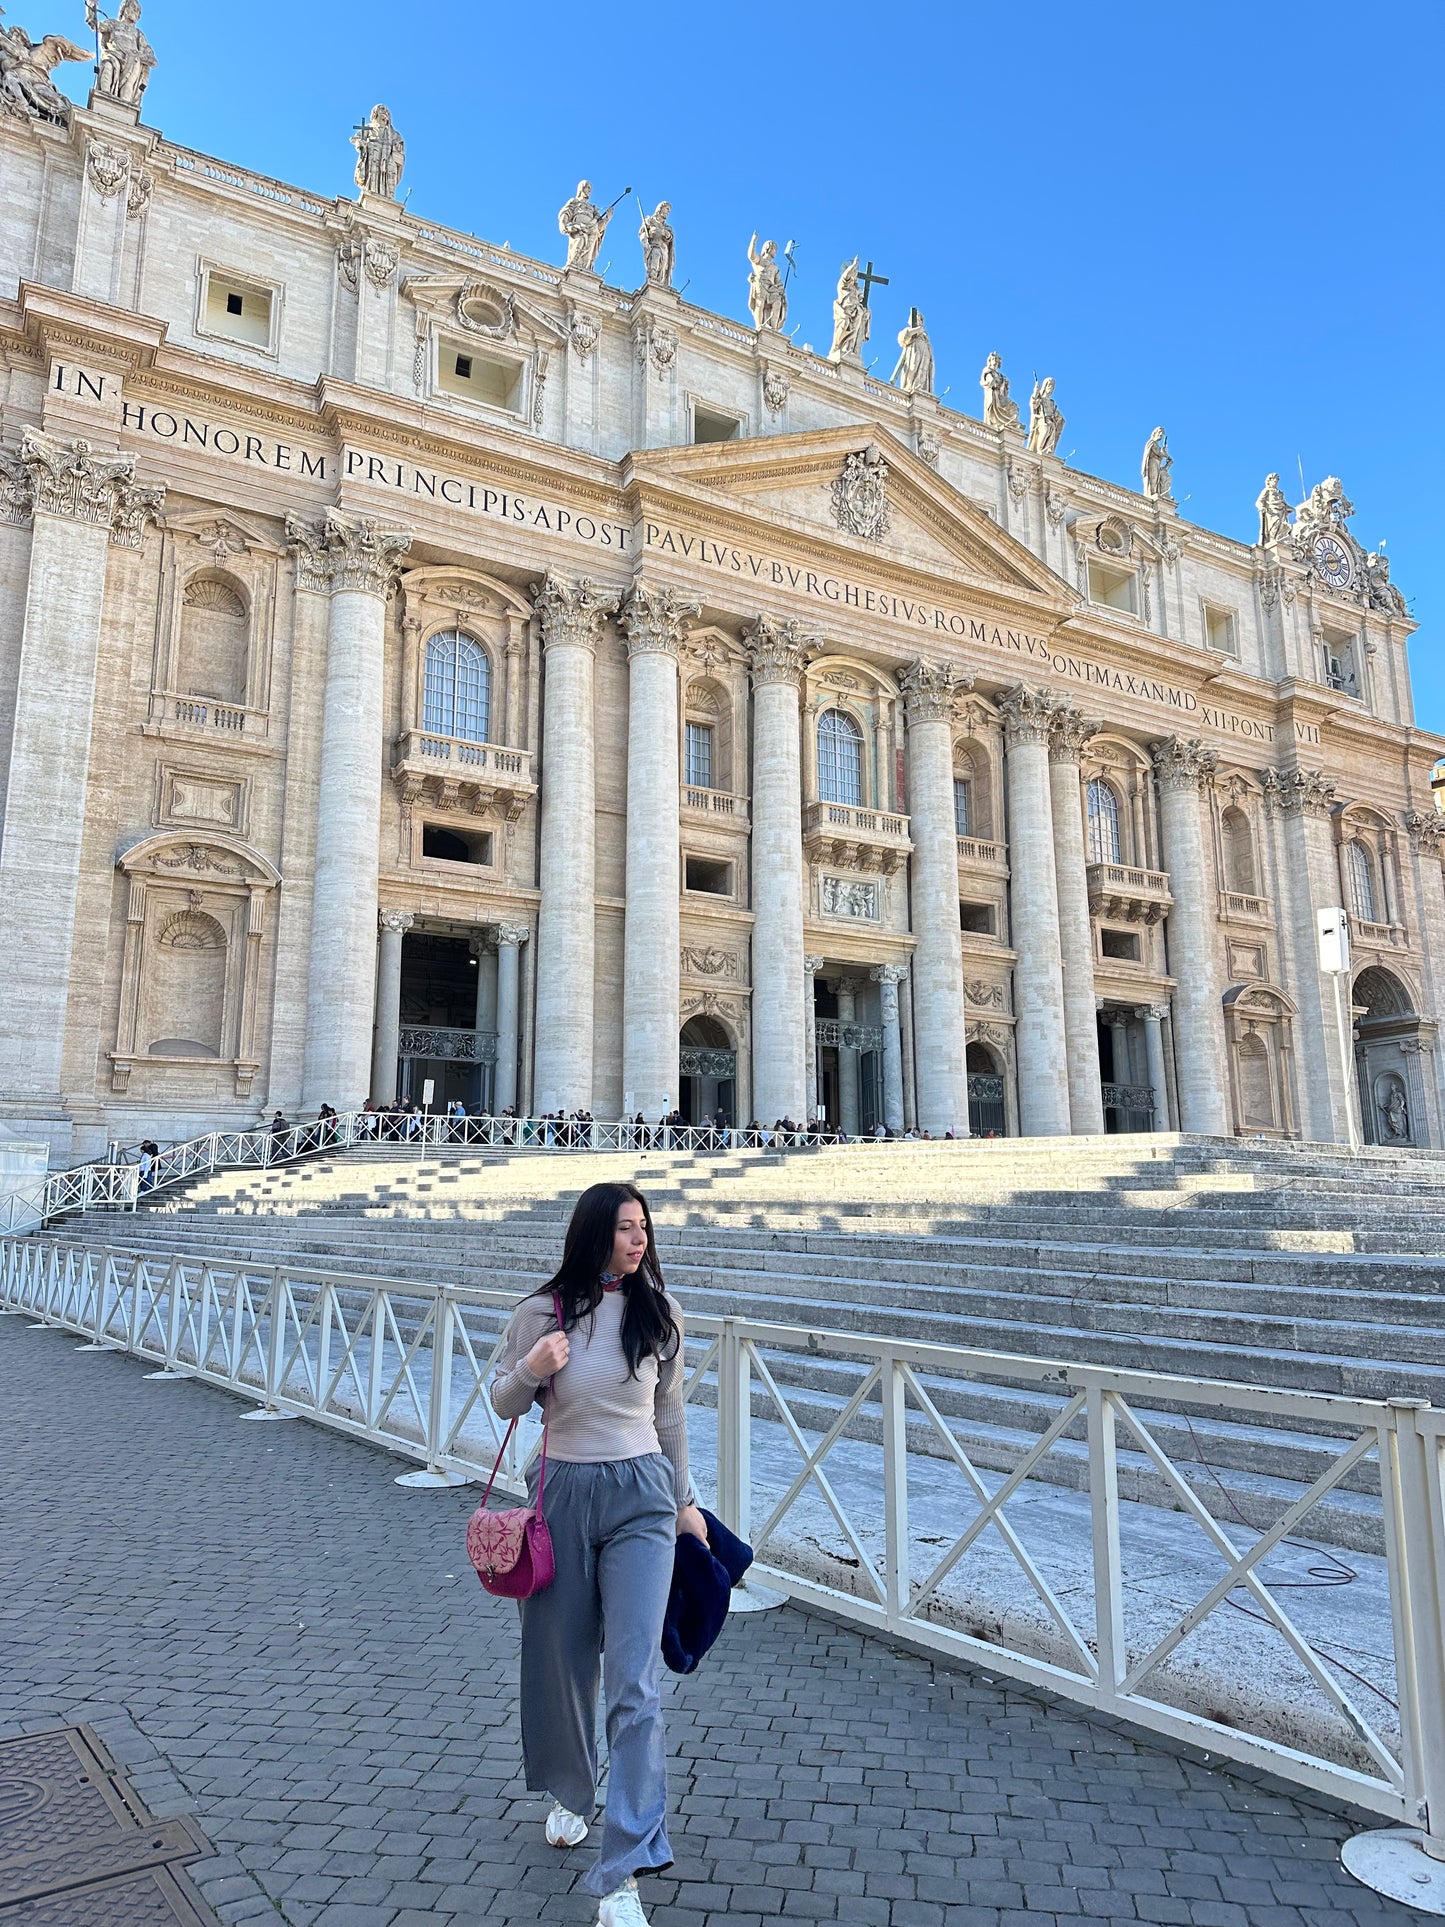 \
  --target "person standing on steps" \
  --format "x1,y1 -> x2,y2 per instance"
490,1181 -> 707,1927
